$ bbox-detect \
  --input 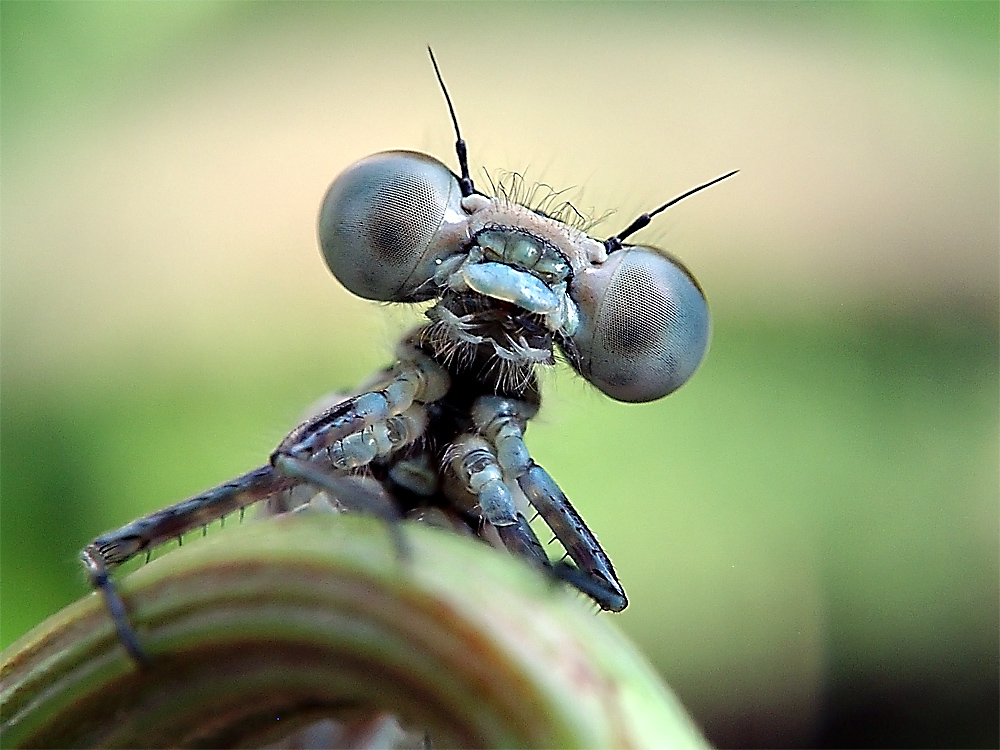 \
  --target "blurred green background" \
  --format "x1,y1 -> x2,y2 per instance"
2,3 -> 996,747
